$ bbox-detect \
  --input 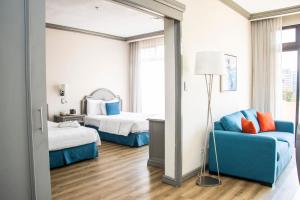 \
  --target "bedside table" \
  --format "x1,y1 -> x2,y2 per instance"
147,117 -> 165,169
54,114 -> 85,126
